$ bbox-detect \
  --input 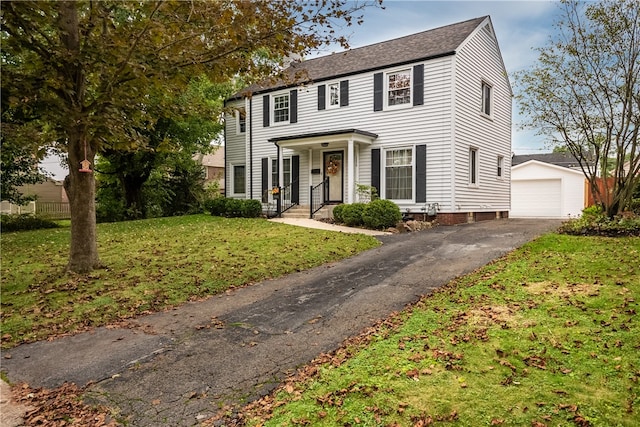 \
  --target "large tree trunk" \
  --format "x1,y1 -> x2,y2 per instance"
64,132 -> 101,273
121,174 -> 148,219
59,1 -> 100,273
